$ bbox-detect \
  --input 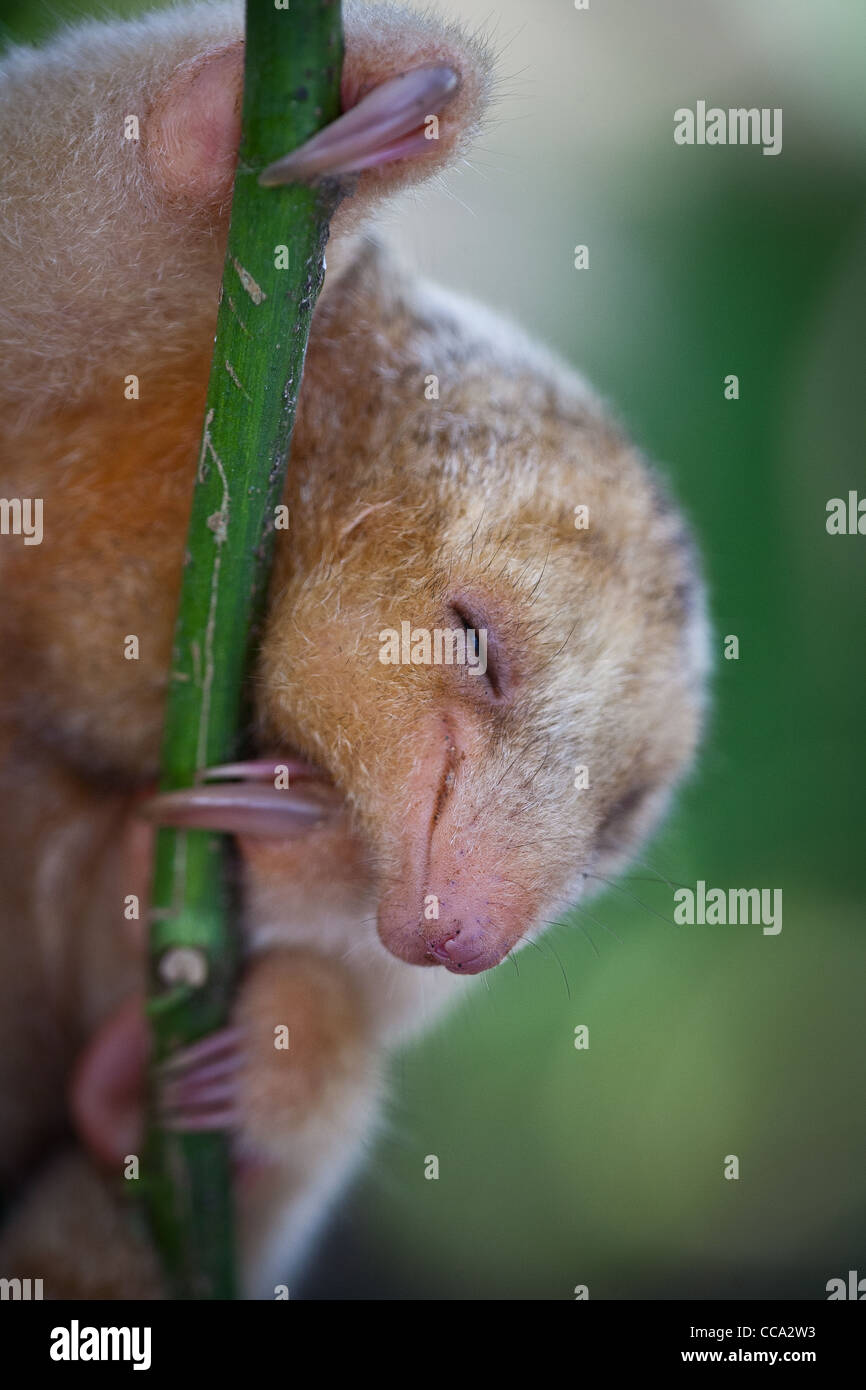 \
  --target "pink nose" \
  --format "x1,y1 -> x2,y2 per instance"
425,930 -> 492,974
